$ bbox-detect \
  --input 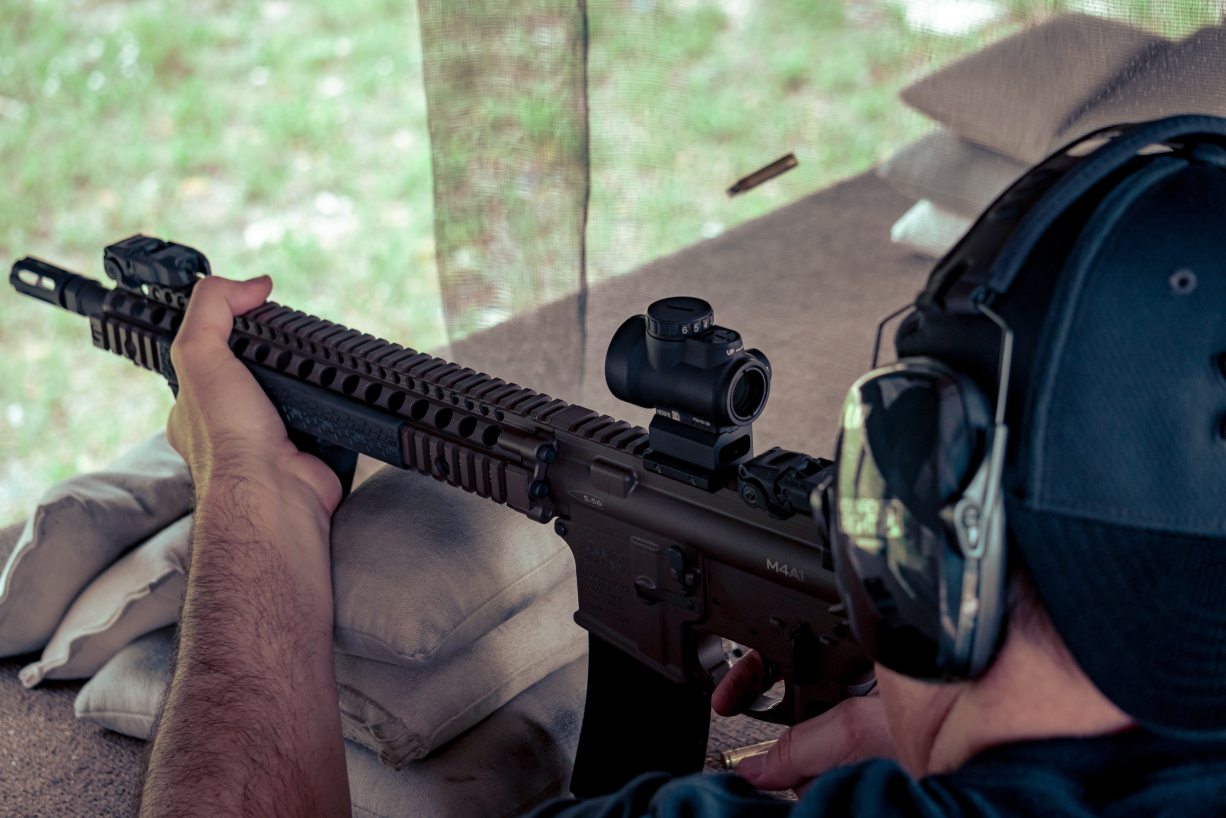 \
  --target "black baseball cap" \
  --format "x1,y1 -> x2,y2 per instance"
896,116 -> 1226,735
